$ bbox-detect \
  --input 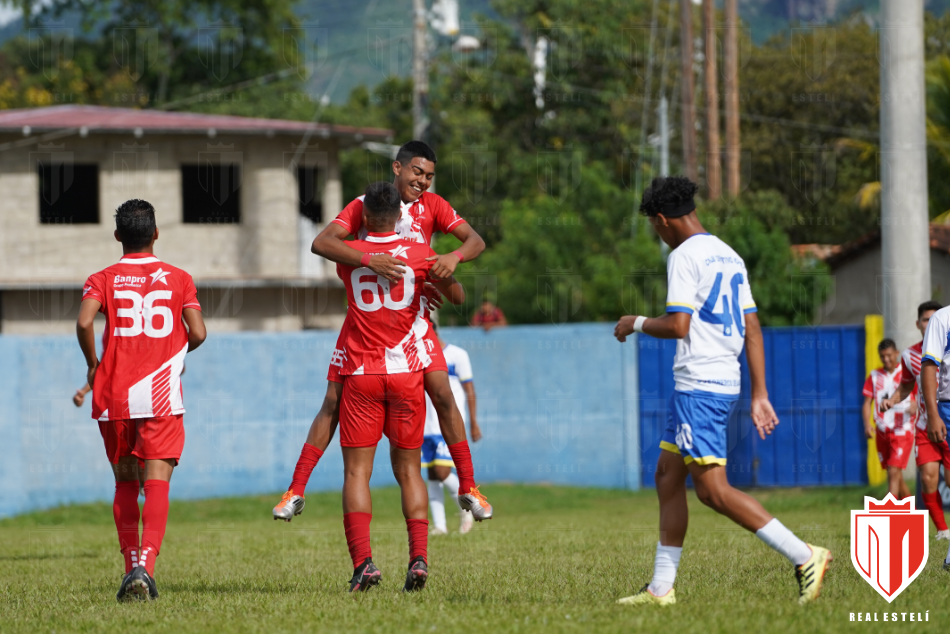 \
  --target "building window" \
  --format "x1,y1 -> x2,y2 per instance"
181,163 -> 241,224
297,165 -> 323,224
38,163 -> 99,224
